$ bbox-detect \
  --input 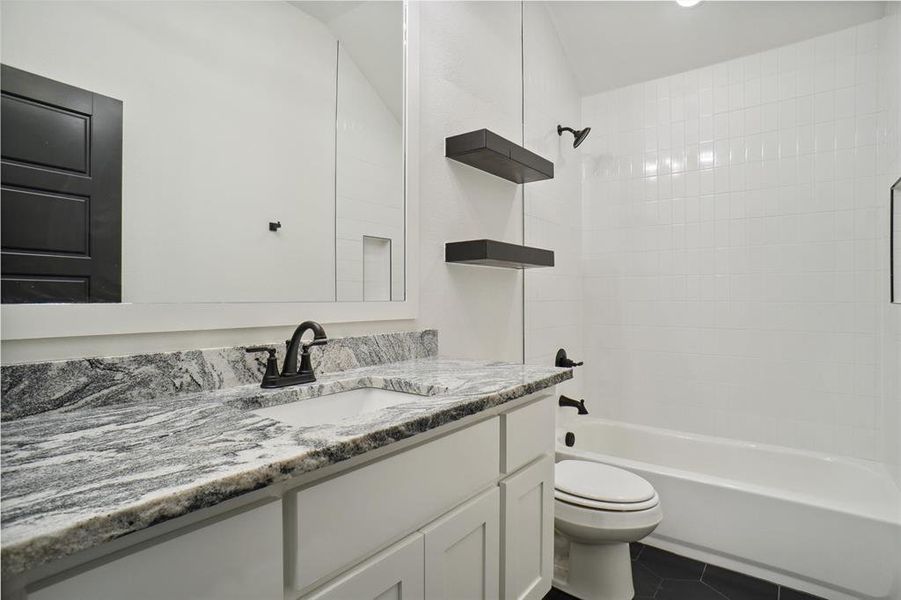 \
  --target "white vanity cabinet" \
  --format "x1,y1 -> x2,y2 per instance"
23,392 -> 556,600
